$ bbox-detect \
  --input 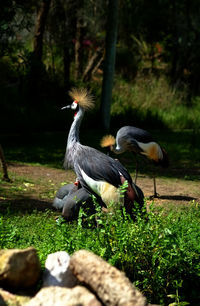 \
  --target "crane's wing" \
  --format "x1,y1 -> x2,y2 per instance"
118,126 -> 155,144
71,144 -> 144,209
73,145 -> 133,189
